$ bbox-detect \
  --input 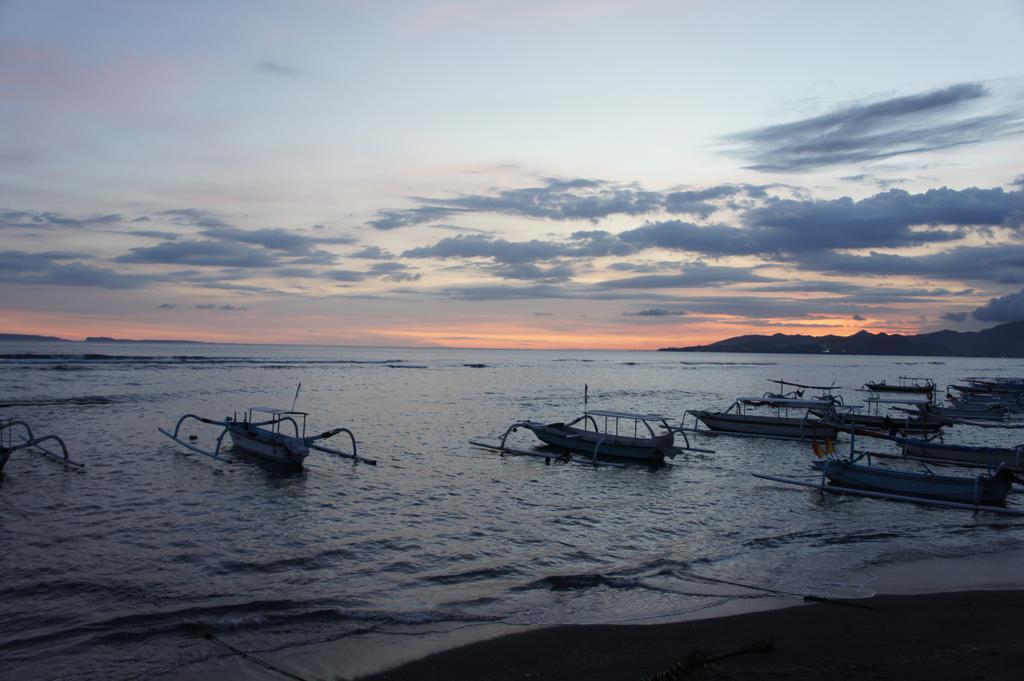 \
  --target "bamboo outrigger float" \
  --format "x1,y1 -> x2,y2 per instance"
1,419 -> 83,478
